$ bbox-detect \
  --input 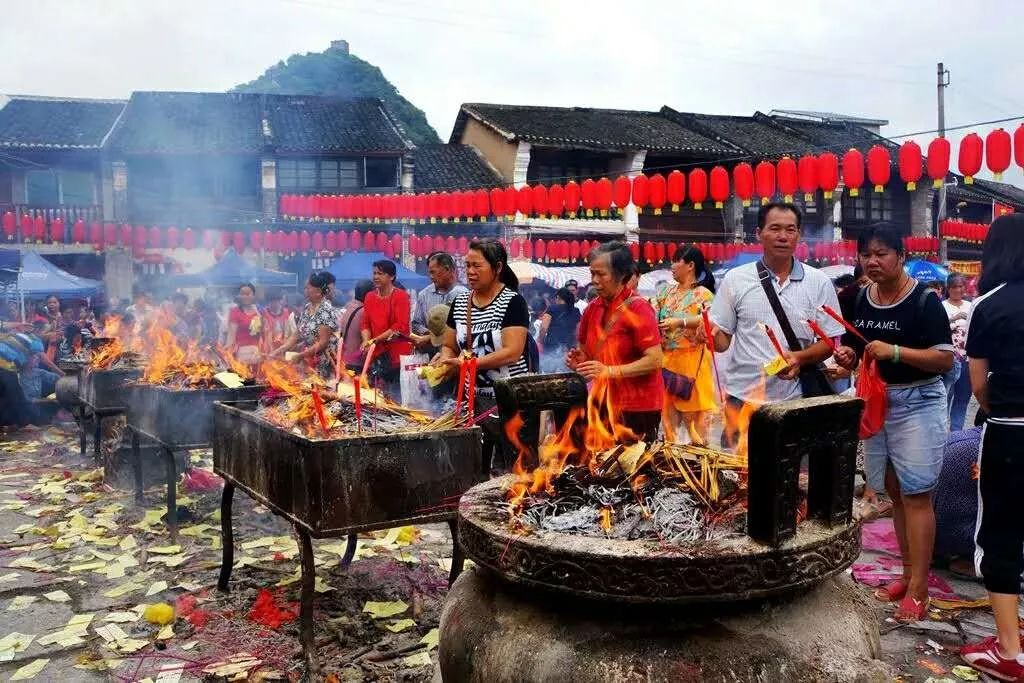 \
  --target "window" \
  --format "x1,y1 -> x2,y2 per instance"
60,171 -> 94,204
26,170 -> 59,205
279,158 -> 364,190
853,195 -> 867,221
365,157 -> 398,188
869,191 -> 892,222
